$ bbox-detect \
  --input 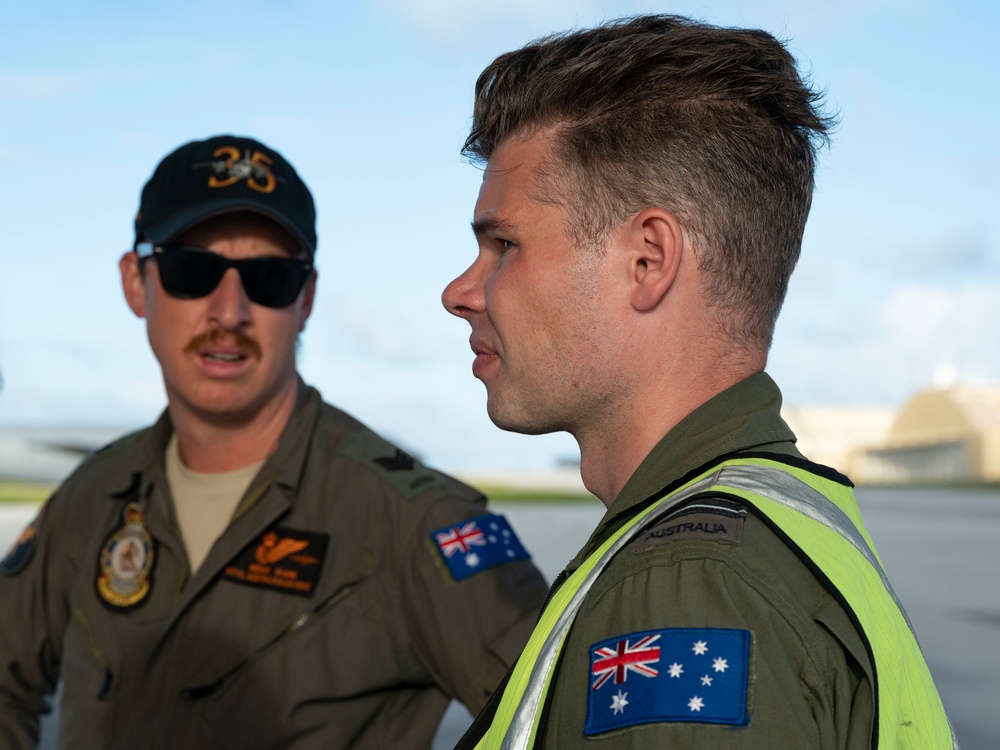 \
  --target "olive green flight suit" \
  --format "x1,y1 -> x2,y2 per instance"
461,373 -> 878,749
0,384 -> 548,749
